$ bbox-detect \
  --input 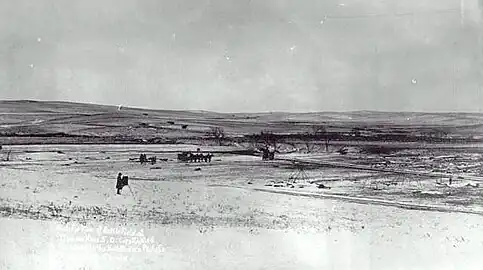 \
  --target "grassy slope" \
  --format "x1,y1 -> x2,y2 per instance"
1,100 -> 483,145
